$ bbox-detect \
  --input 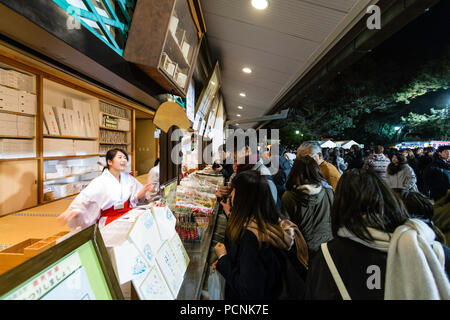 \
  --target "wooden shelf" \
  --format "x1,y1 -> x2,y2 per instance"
44,135 -> 98,140
42,193 -> 79,204
0,135 -> 34,139
99,126 -> 129,132
0,157 -> 37,162
100,111 -> 130,121
99,141 -> 130,145
44,171 -> 101,182
0,110 -> 36,117
43,154 -> 101,160
166,31 -> 191,69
